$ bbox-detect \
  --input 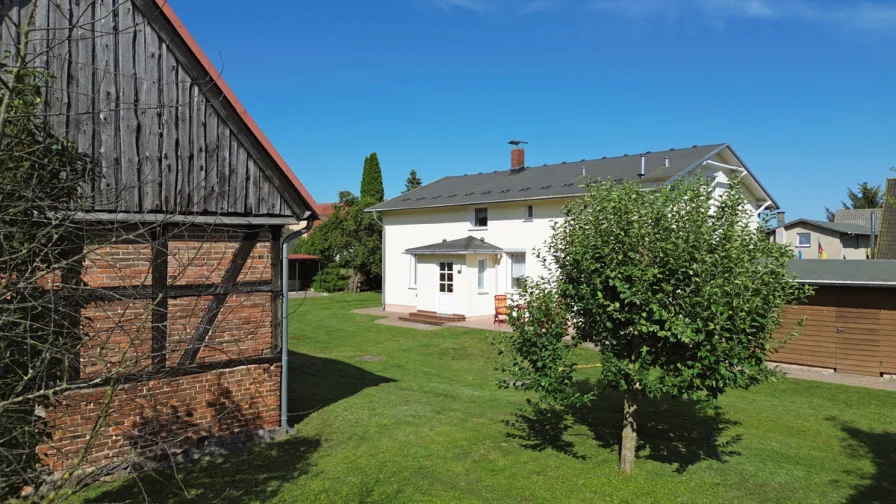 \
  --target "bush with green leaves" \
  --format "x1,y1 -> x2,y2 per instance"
493,176 -> 810,474
311,265 -> 351,293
